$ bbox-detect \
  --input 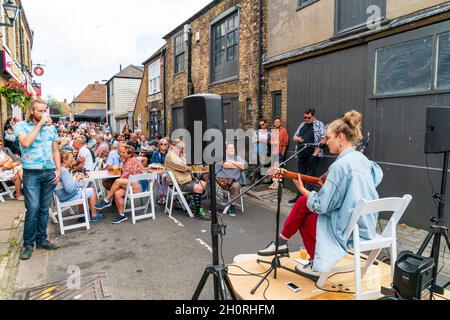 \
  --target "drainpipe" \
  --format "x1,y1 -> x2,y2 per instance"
18,4 -> 25,73
162,47 -> 167,136
257,0 -> 264,119
185,24 -> 194,96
